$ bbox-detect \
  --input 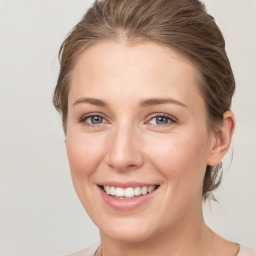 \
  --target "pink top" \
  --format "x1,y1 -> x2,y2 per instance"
238,246 -> 256,256
66,244 -> 256,256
